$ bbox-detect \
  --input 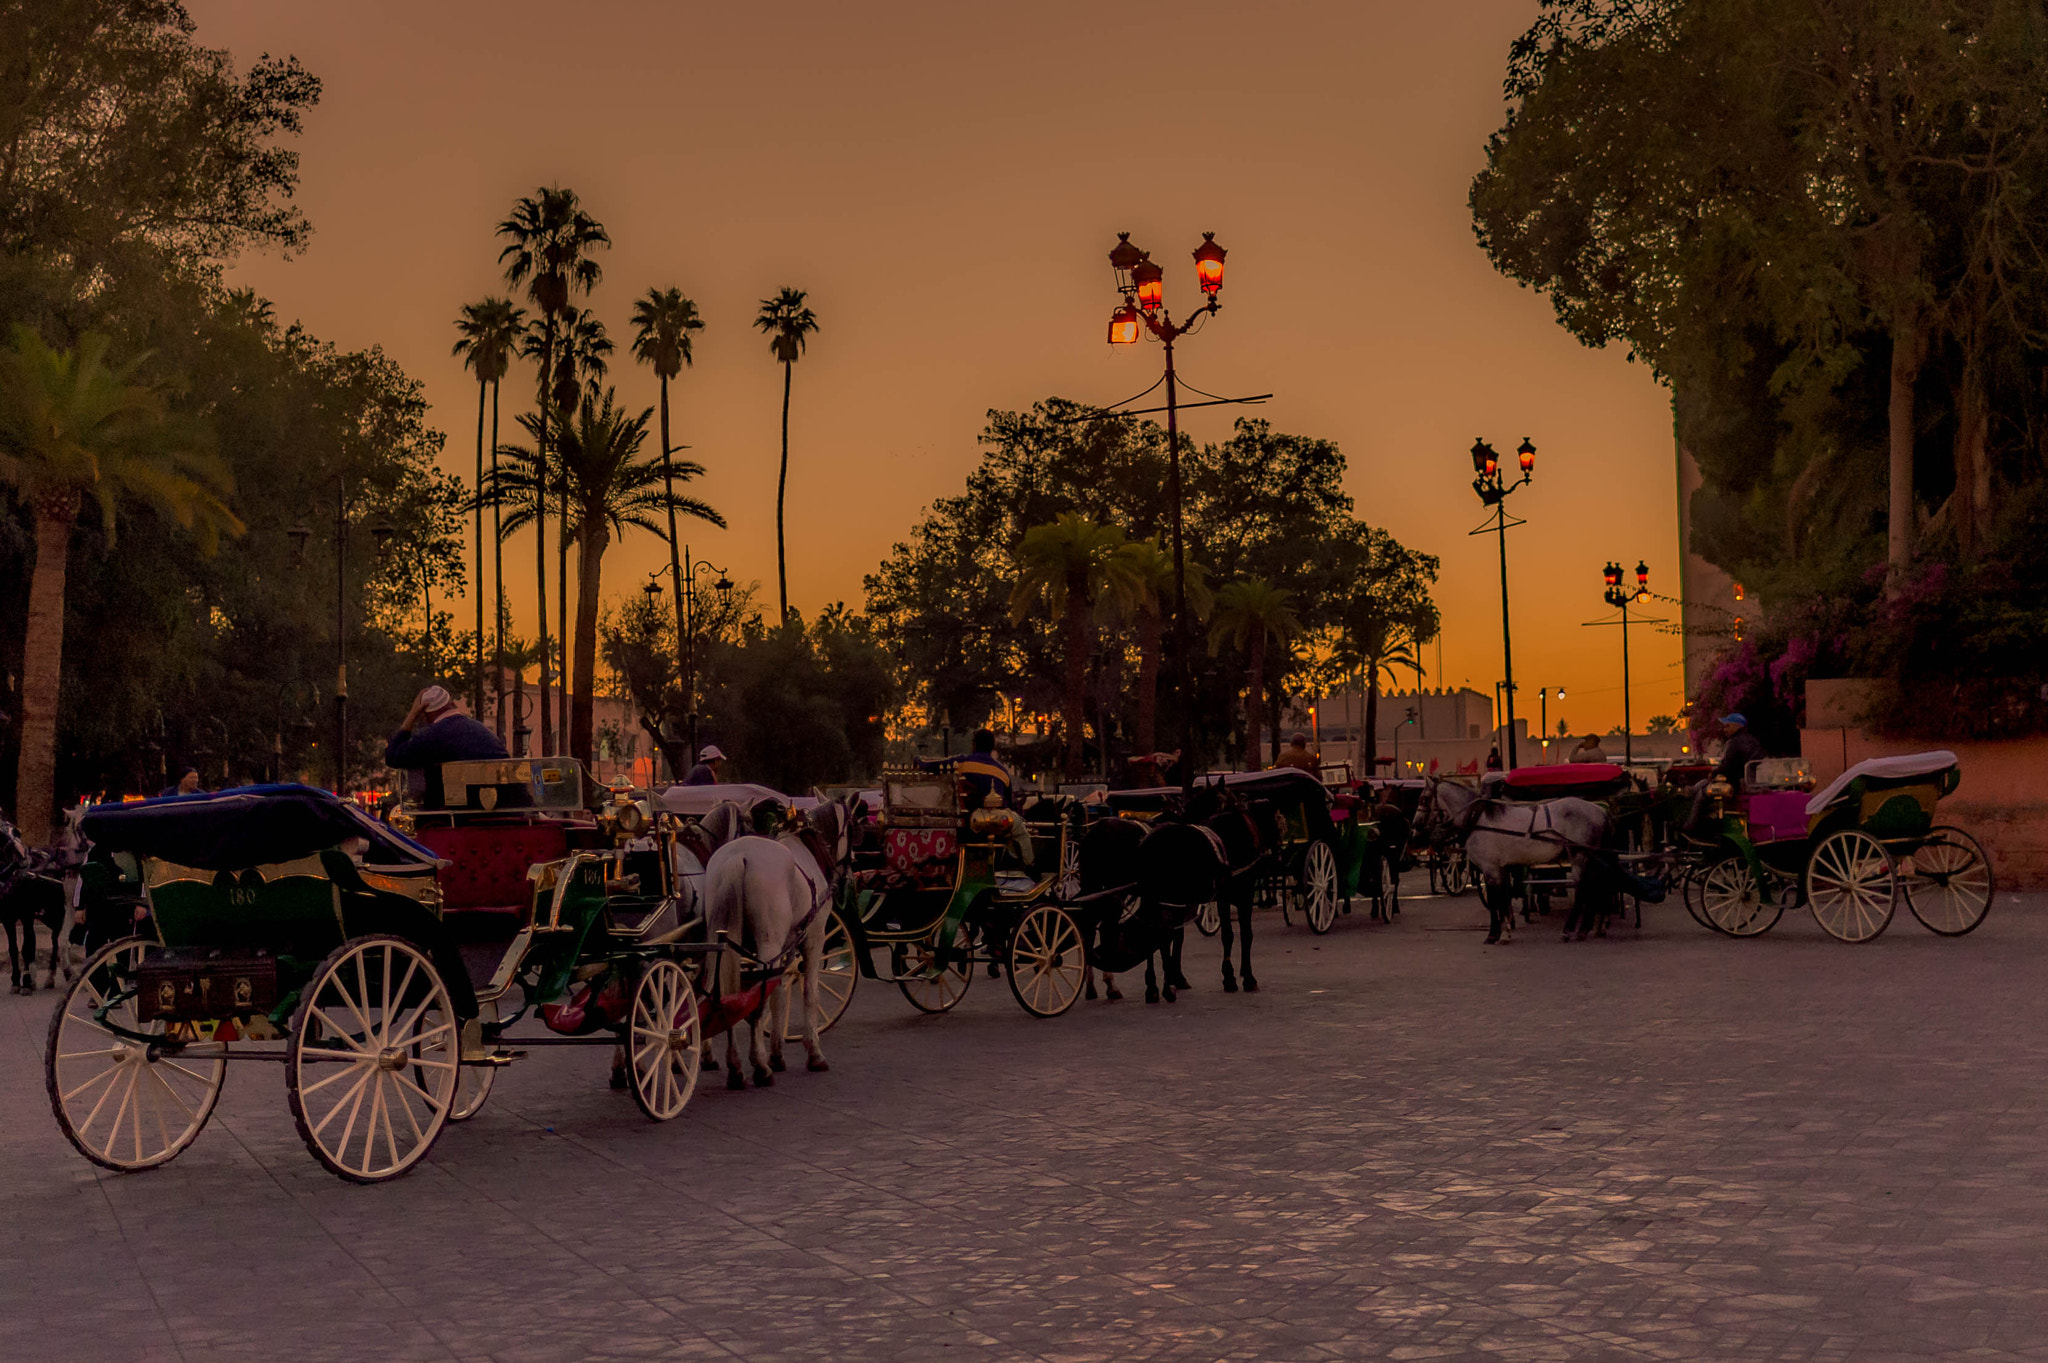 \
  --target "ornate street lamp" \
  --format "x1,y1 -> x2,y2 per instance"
1100,230 -> 1232,794
1593,558 -> 1661,764
1466,436 -> 1537,766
